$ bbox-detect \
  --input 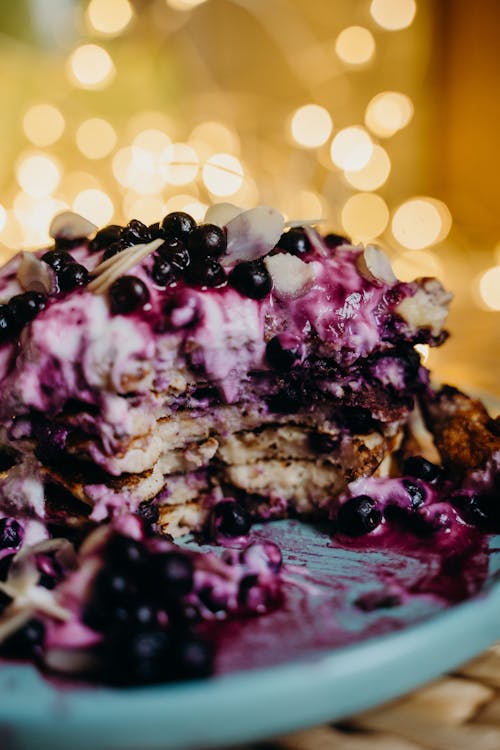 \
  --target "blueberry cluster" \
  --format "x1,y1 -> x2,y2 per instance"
0,292 -> 47,345
82,534 -> 213,685
41,249 -> 89,292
